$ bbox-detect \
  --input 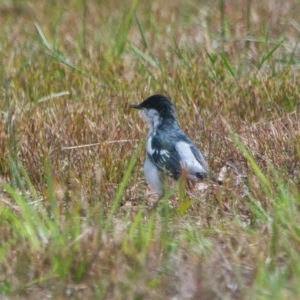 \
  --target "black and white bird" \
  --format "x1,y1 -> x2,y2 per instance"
131,94 -> 222,196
